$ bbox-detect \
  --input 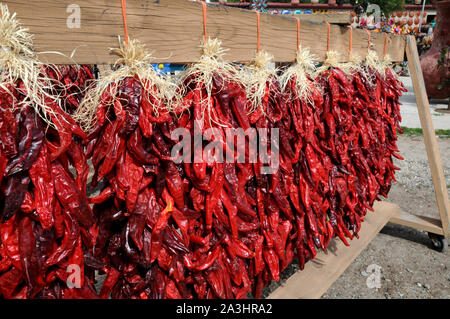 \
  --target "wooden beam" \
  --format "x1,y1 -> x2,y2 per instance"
4,0 -> 406,64
405,35 -> 450,238
225,3 -> 355,9
292,13 -> 351,25
390,210 -> 444,236
267,201 -> 399,299
225,2 -> 436,10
